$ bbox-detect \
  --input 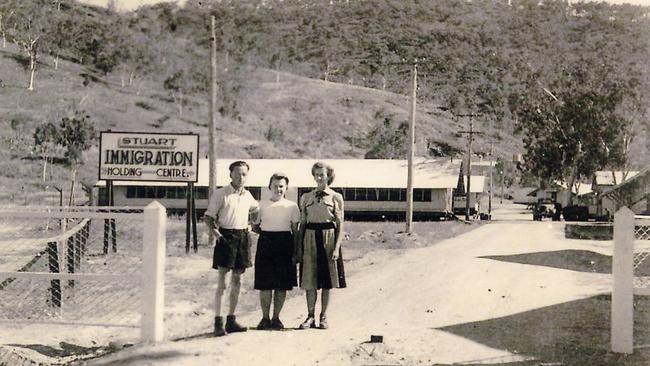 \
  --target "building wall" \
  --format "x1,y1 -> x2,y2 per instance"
102,185 -> 452,217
